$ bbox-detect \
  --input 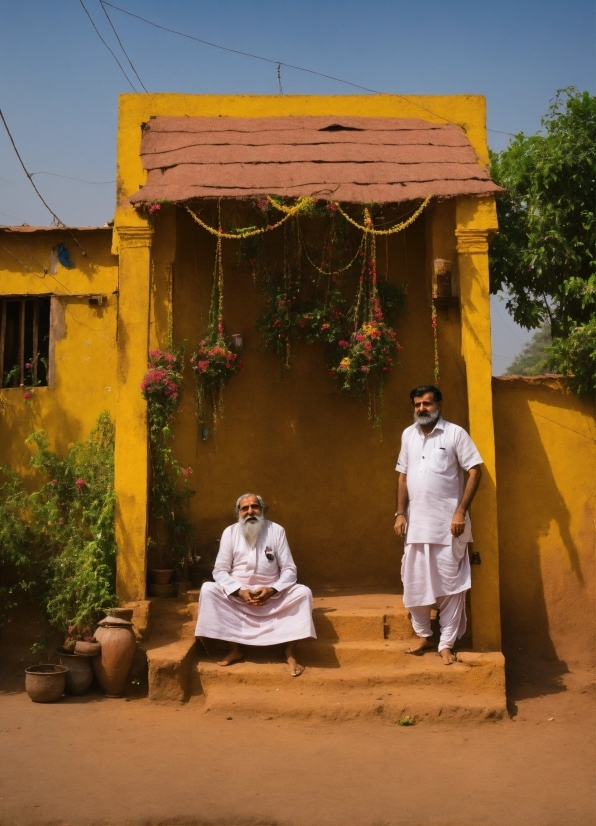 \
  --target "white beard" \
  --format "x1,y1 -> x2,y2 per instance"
414,409 -> 440,427
240,514 -> 265,546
